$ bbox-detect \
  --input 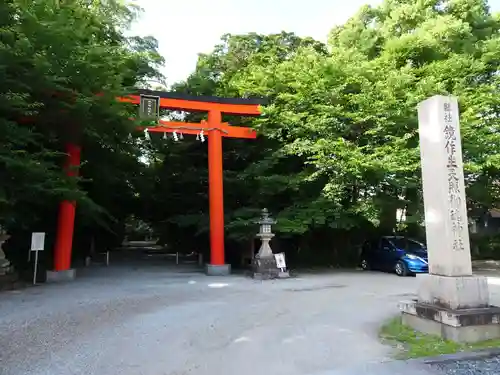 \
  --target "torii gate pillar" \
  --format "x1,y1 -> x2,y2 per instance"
206,110 -> 227,275
47,143 -> 80,282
